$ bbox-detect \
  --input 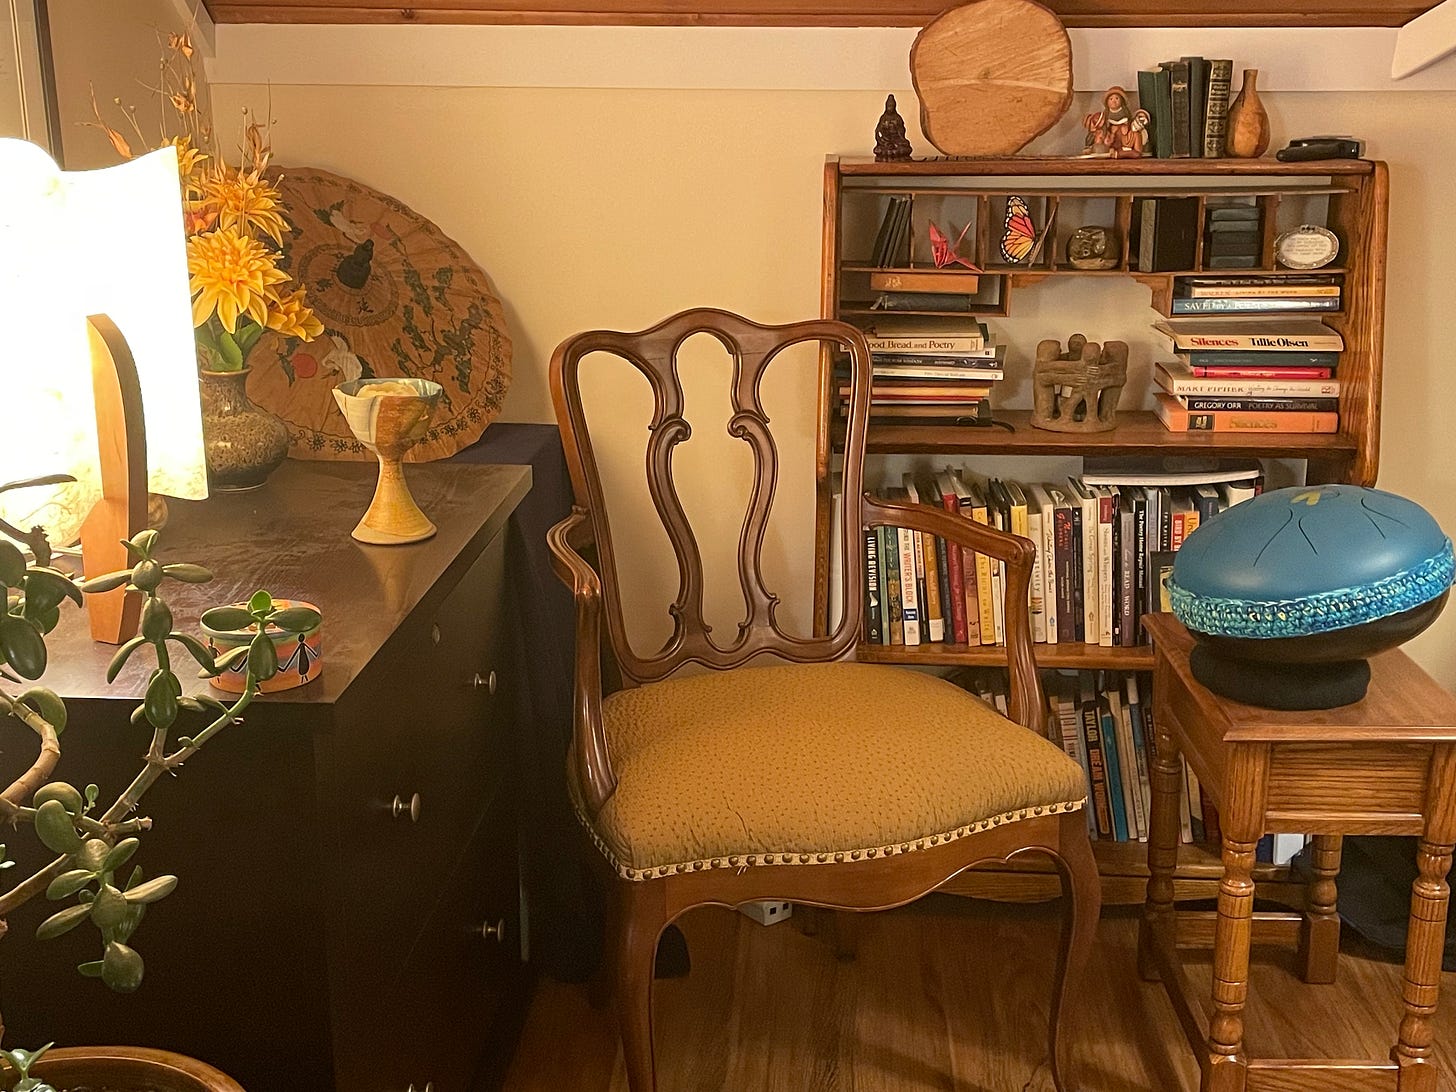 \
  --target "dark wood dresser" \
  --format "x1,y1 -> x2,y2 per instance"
2,460 -> 532,1091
